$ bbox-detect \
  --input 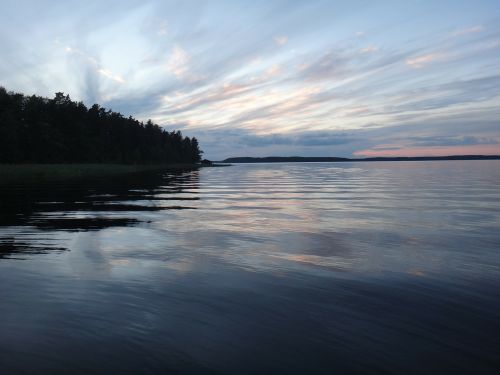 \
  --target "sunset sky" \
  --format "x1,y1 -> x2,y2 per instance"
1,0 -> 499,159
